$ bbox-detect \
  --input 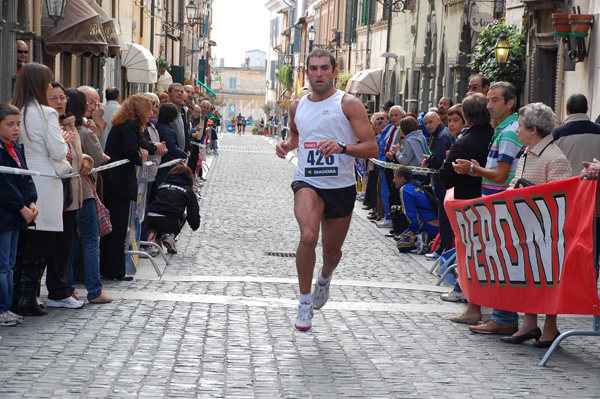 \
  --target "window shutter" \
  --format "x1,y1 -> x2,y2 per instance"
369,0 -> 376,25
344,0 -> 357,43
